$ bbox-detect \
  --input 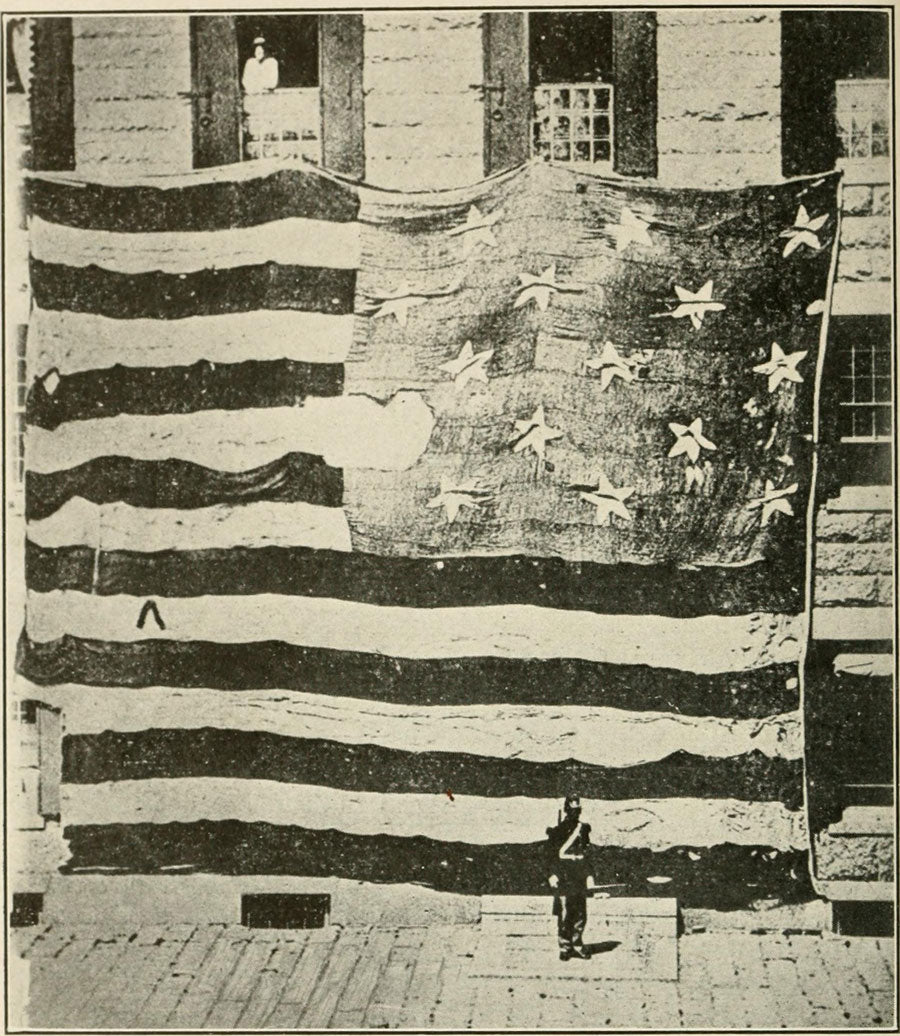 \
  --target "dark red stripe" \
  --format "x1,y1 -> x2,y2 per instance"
17,634 -> 800,719
26,452 -> 343,521
28,166 -> 360,231
26,359 -> 344,430
62,729 -> 803,808
61,821 -> 813,910
25,541 -> 803,616
31,259 -> 356,319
